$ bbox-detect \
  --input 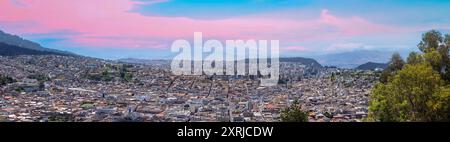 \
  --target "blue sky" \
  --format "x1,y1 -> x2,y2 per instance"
1,0 -> 449,59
